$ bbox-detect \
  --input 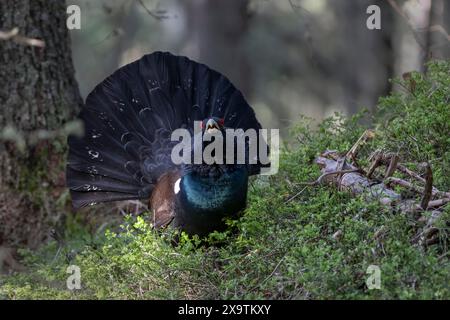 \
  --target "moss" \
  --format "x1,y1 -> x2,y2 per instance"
0,137 -> 70,248
1,60 -> 449,300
